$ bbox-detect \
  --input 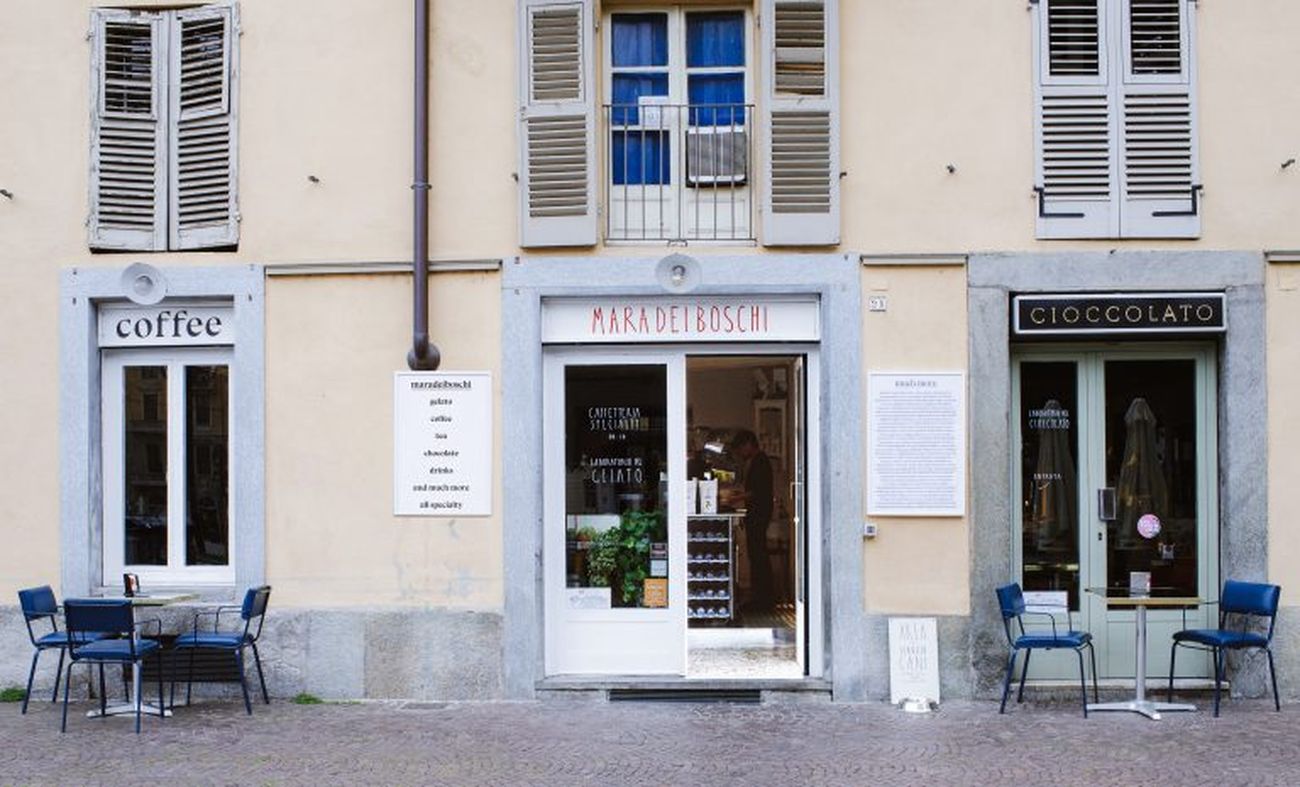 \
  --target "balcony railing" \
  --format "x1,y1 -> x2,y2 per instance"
602,103 -> 755,243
